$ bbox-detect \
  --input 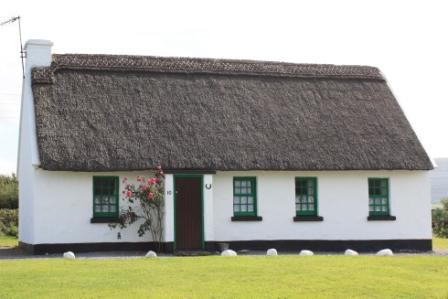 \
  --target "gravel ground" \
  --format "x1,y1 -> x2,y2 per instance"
1,247 -> 448,260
